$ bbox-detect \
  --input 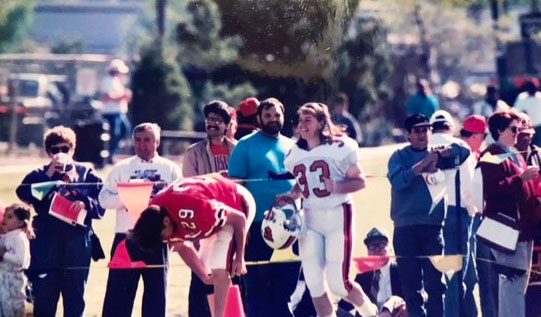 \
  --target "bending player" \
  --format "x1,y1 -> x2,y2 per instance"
131,174 -> 255,317
282,102 -> 377,317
